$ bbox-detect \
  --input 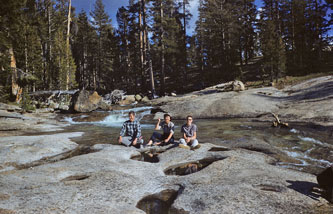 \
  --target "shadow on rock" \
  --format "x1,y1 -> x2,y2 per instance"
286,180 -> 320,201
